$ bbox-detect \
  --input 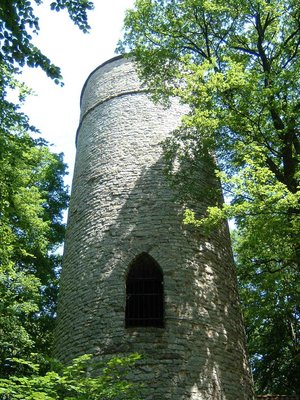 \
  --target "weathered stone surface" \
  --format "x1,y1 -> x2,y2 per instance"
54,56 -> 254,399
